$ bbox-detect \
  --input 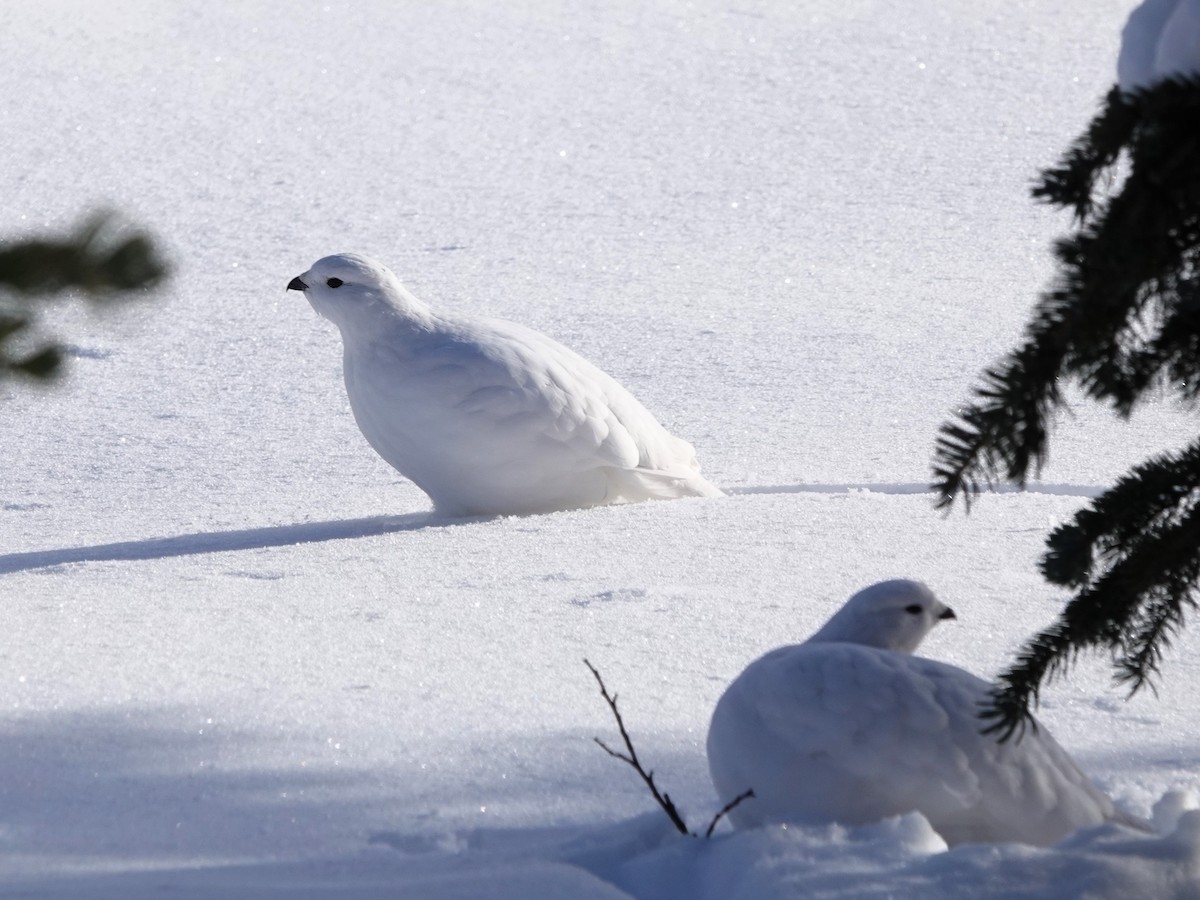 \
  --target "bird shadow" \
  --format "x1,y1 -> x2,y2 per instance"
0,512 -> 475,575
1,480 -> 1104,575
